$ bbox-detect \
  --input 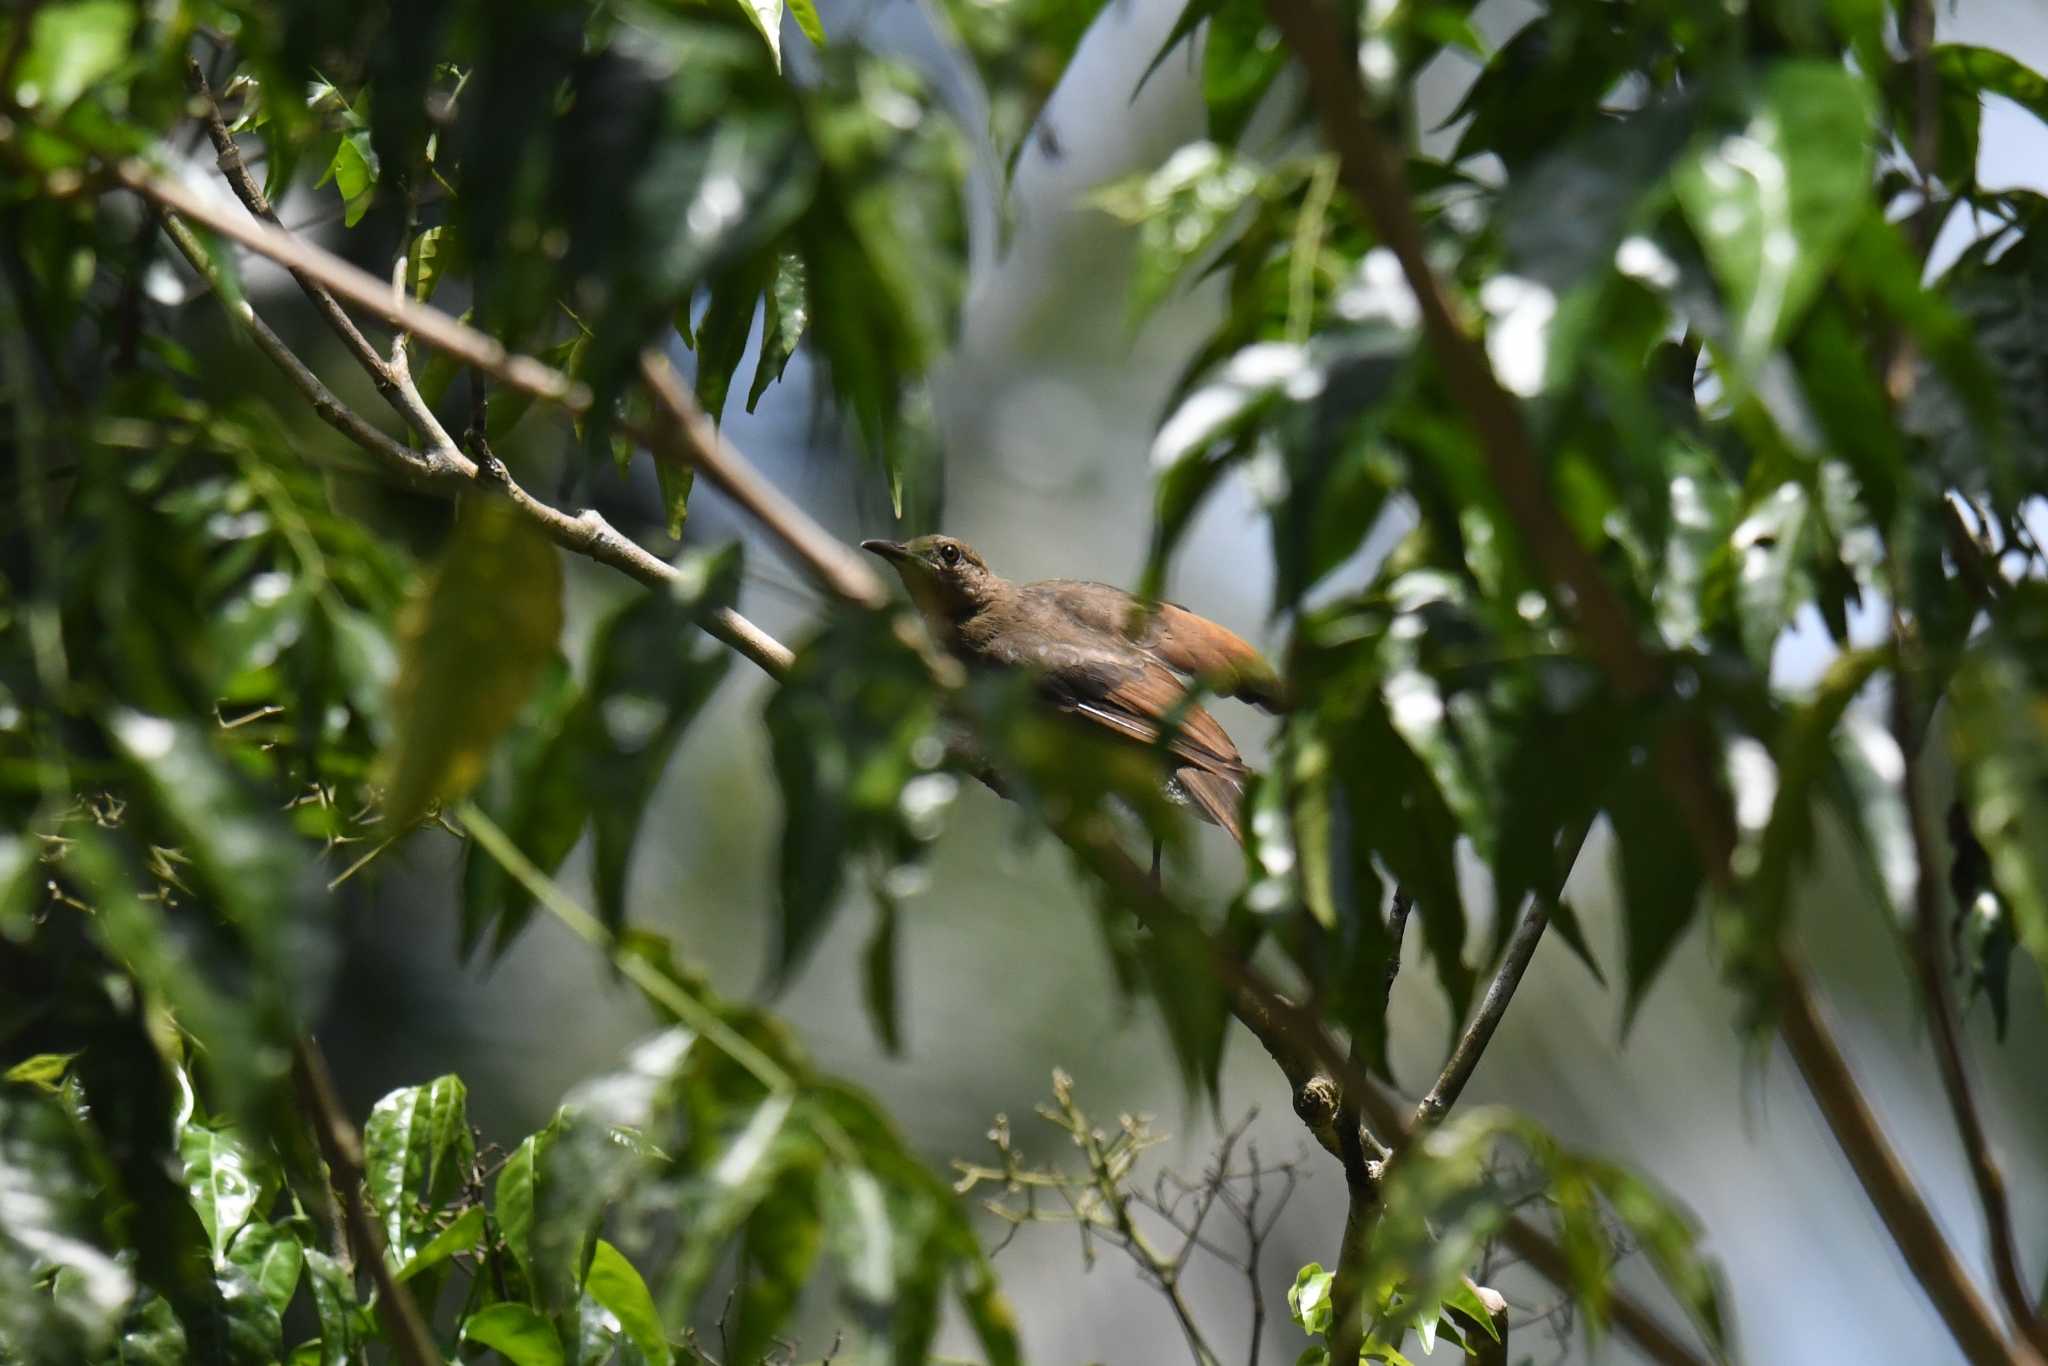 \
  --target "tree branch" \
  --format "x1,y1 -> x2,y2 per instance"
291,1036 -> 441,1366
1777,955 -> 2030,1365
1416,899 -> 1550,1128
638,353 -> 889,609
185,60 -> 462,471
1261,1 -> 2035,1359
140,173 -> 792,682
